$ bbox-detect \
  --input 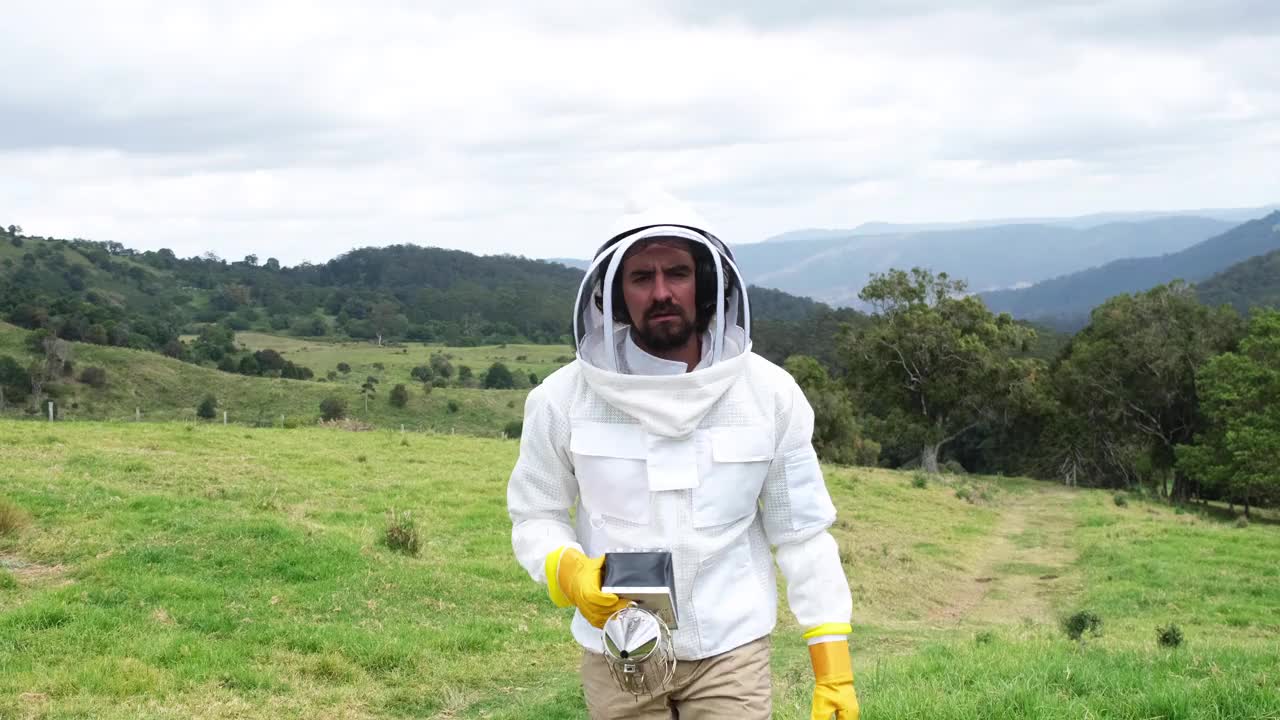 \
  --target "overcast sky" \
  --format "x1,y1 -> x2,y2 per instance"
2,0 -> 1278,265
